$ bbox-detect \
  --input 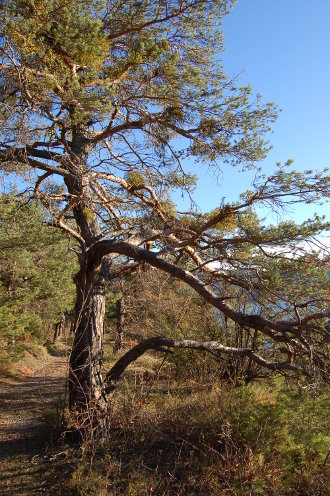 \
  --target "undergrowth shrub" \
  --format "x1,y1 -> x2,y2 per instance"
68,375 -> 329,495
